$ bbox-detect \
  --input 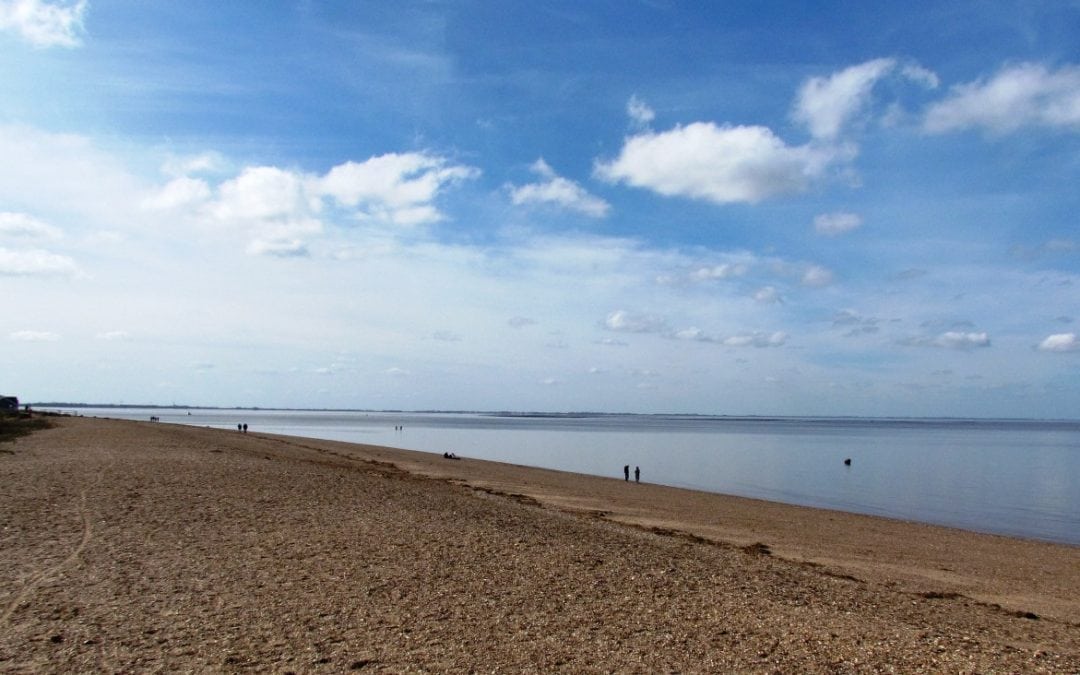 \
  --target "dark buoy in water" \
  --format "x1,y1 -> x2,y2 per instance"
843,458 -> 852,466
